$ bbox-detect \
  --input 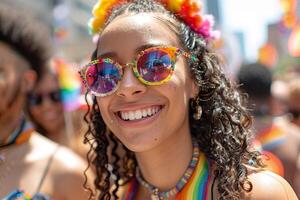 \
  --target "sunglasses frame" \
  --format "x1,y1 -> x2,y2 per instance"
79,46 -> 198,97
29,90 -> 61,106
